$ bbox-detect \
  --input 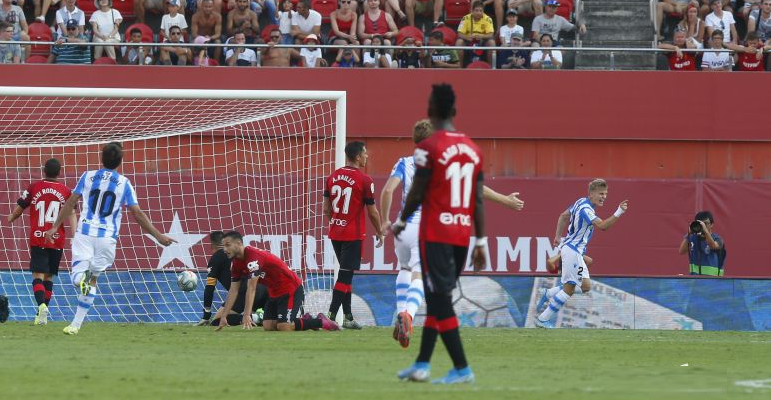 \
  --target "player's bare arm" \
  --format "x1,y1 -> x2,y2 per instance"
482,186 -> 524,210
241,277 -> 260,330
128,205 -> 177,246
322,197 -> 332,221
367,204 -> 384,248
553,210 -> 570,245
68,212 -> 78,239
472,178 -> 487,272
44,193 -> 81,243
214,279 -> 241,331
392,172 -> 429,238
379,176 -> 402,233
6,205 -> 24,223
592,200 -> 629,231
